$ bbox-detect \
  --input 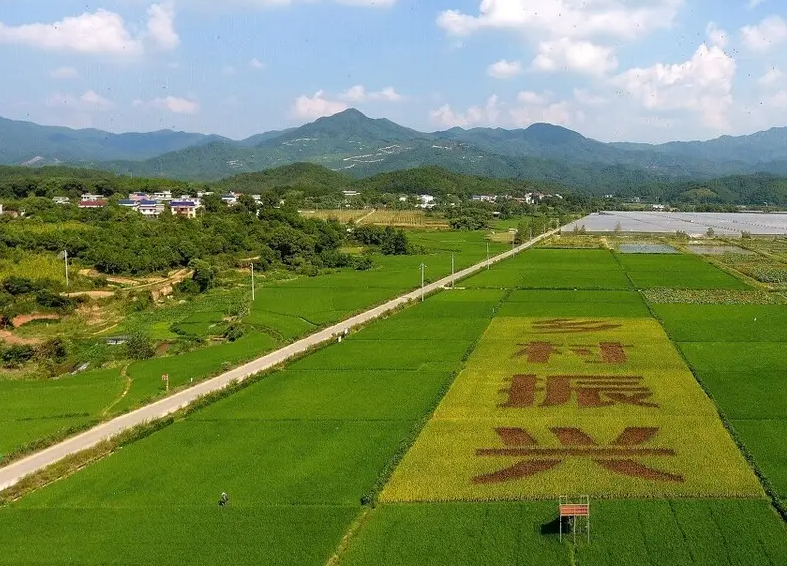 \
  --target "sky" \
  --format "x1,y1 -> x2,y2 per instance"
1,0 -> 786,143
